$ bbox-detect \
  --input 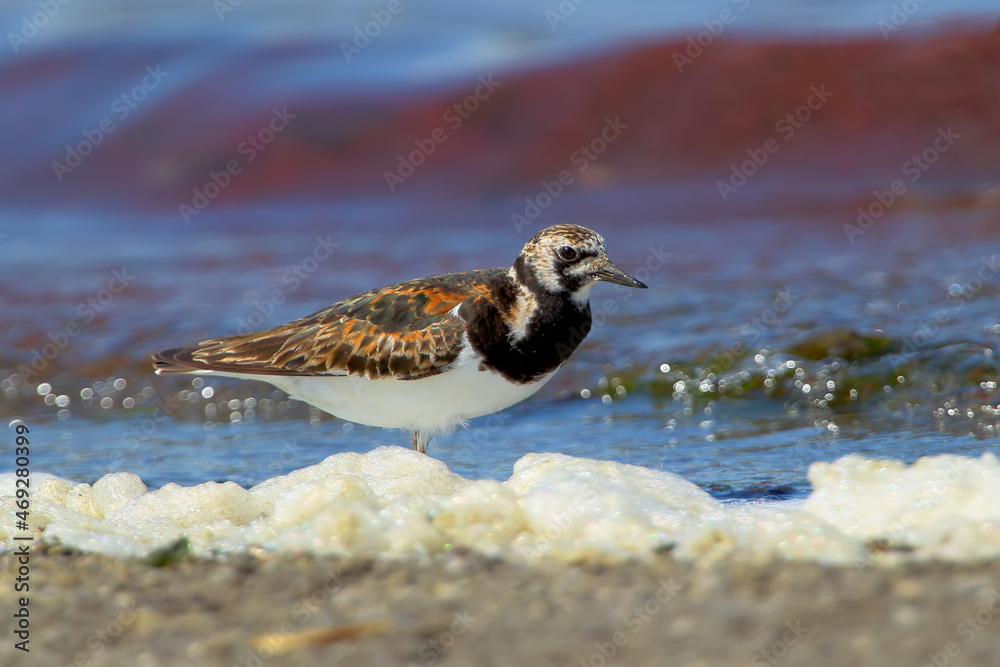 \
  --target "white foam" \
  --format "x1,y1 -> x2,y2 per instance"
3,448 -> 1000,564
